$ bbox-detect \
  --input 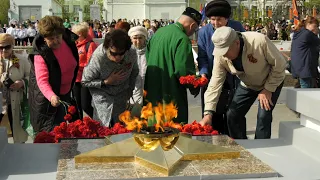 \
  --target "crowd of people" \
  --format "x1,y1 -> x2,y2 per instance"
0,0 -> 319,144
